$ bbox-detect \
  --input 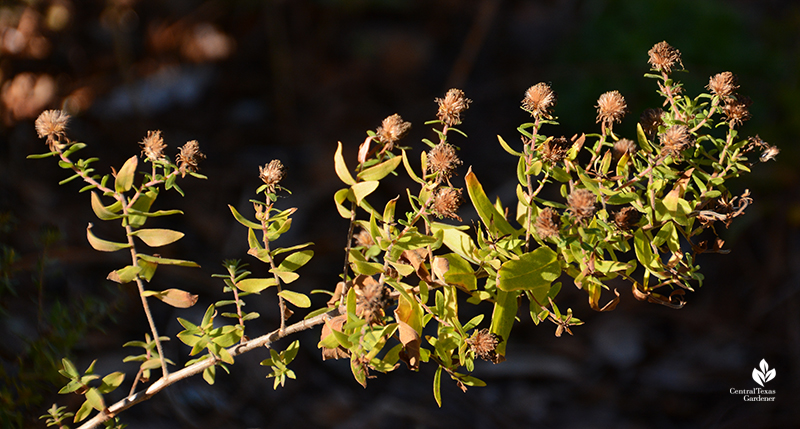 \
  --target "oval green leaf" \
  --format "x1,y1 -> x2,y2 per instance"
236,278 -> 278,293
130,228 -> 184,247
352,181 -> 380,205
90,192 -> 122,220
335,141 -> 356,185
278,290 -> 311,308
115,155 -> 138,193
496,247 -> 560,299
86,223 -> 131,252
465,168 -> 515,236
357,155 -> 402,181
